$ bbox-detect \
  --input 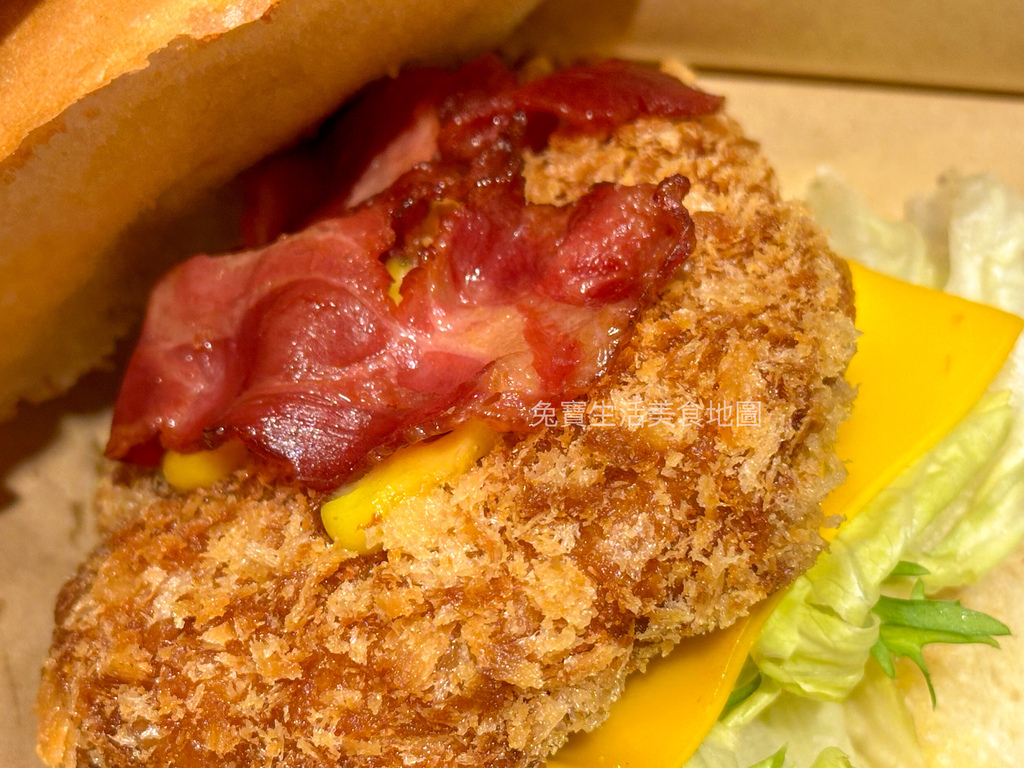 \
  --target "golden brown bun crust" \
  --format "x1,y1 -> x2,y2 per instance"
37,110 -> 857,767
0,0 -> 540,420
